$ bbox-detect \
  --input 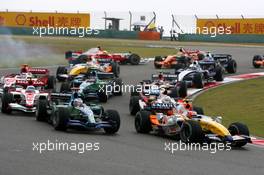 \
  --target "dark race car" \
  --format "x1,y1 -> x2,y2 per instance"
36,91 -> 120,134
60,71 -> 123,103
